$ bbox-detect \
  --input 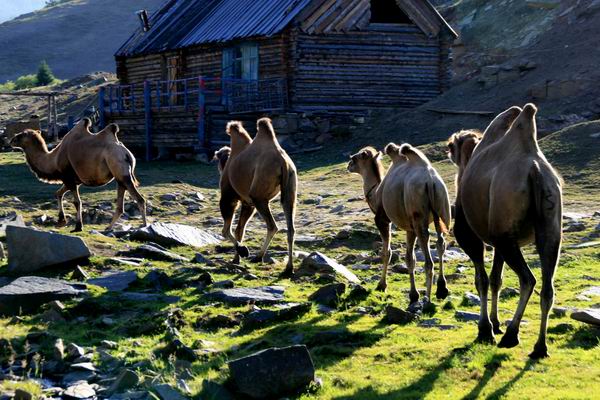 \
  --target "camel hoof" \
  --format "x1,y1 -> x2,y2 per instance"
435,285 -> 449,300
71,223 -> 83,233
375,282 -> 387,292
529,344 -> 549,359
492,324 -> 504,335
236,245 -> 250,258
280,267 -> 294,279
475,332 -> 496,345
497,332 -> 520,349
